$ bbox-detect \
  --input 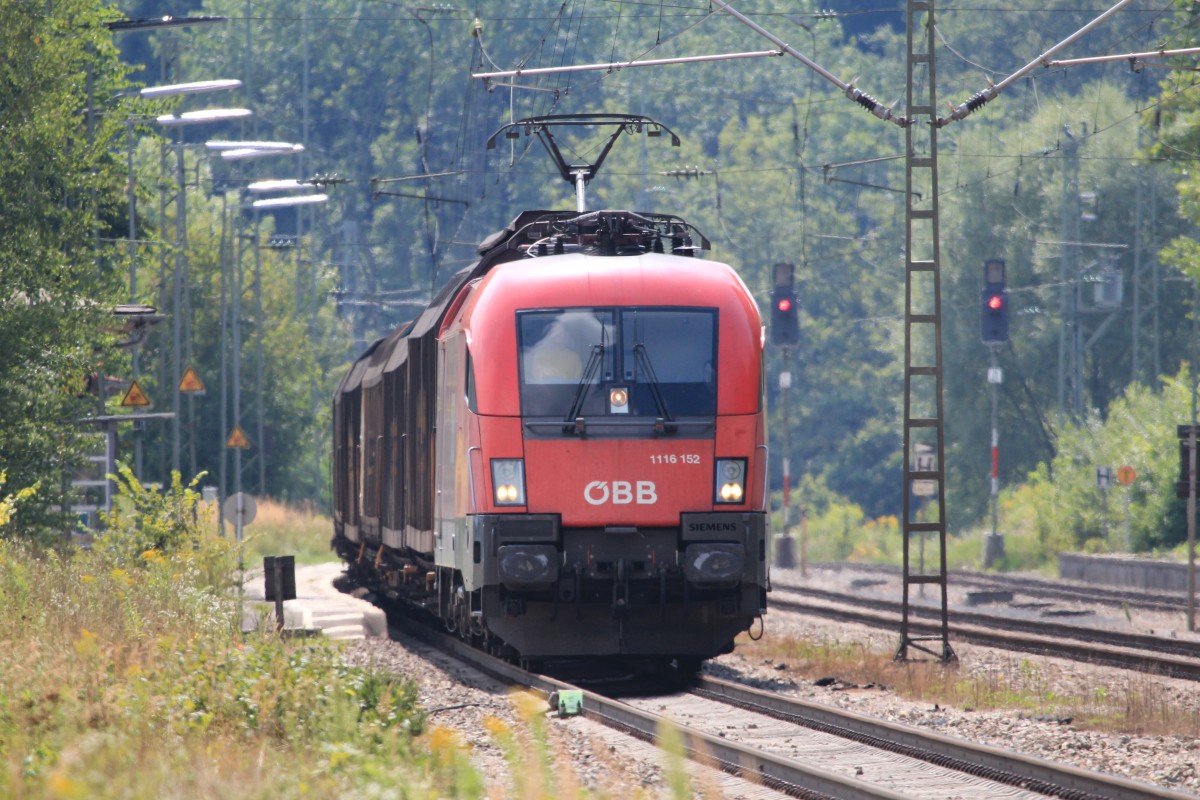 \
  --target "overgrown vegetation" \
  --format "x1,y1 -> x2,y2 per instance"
0,475 -> 435,798
234,496 -> 337,565
0,476 -> 721,798
775,364 -> 1200,572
